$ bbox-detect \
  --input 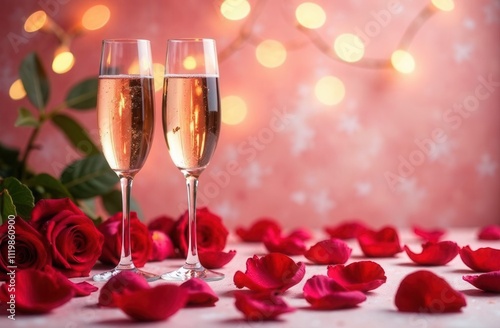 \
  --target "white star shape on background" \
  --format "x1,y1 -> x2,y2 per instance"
337,115 -> 360,135
453,43 -> 474,63
290,191 -> 307,205
355,181 -> 372,196
243,162 -> 271,188
311,189 -> 336,214
462,18 -> 476,30
476,154 -> 497,177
